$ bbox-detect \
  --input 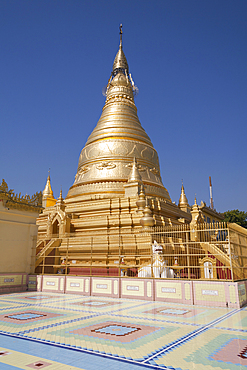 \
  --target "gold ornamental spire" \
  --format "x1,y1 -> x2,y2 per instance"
136,184 -> 146,211
67,26 -> 171,202
191,194 -> 204,228
178,181 -> 190,213
120,24 -> 122,46
112,24 -> 129,74
57,188 -> 64,204
43,171 -> 54,198
192,195 -> 199,211
128,157 -> 142,183
56,188 -> 65,210
140,197 -> 155,227
178,181 -> 189,207
42,171 -> 56,208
